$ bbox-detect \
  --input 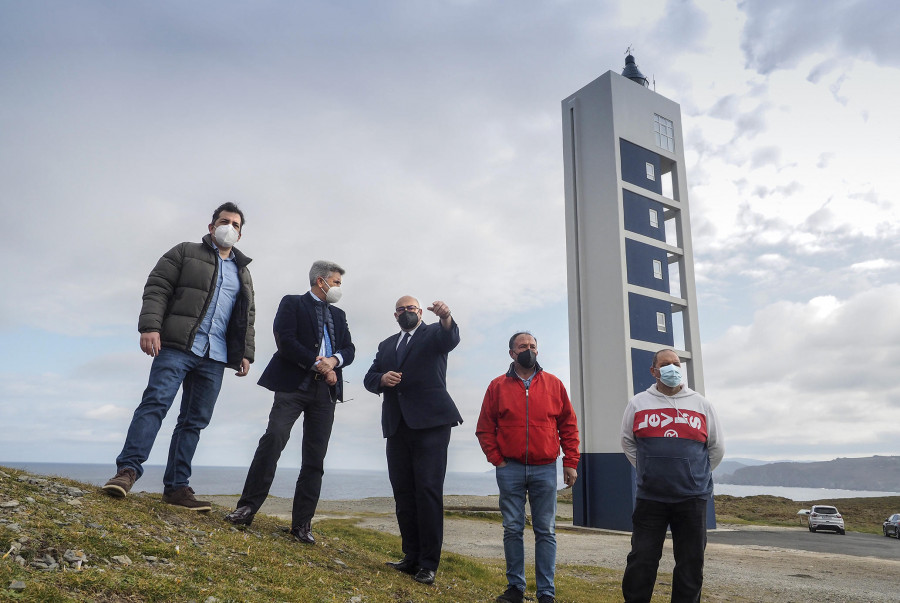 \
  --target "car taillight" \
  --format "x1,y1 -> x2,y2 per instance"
810,513 -> 818,517
836,514 -> 842,518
